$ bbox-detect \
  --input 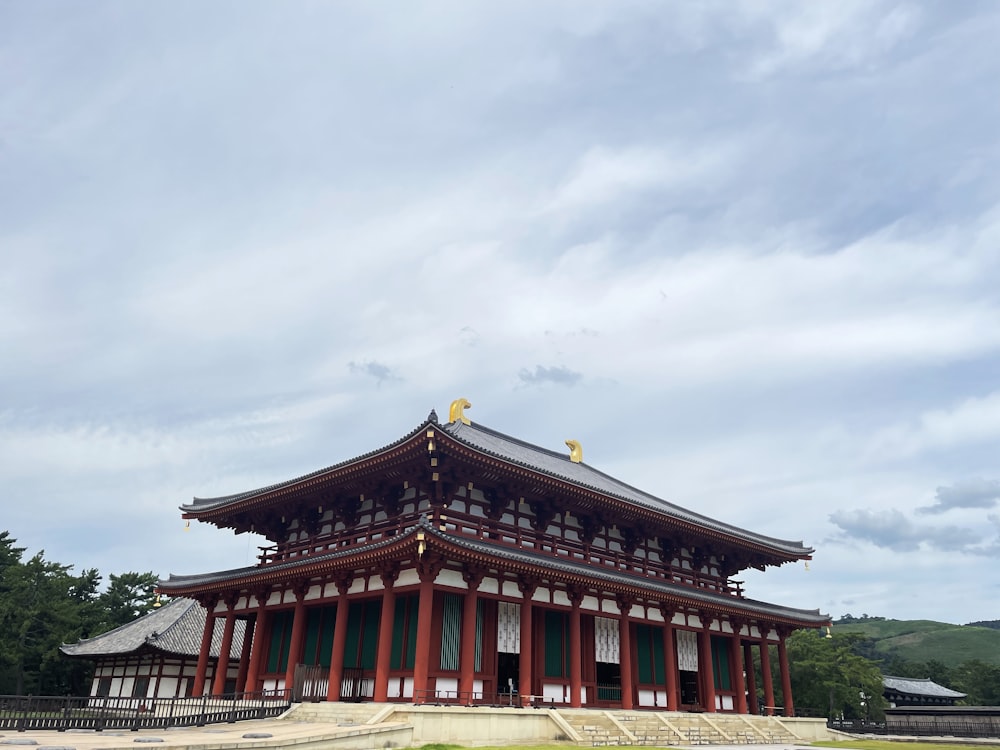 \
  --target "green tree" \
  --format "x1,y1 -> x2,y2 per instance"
949,659 -> 1000,705
99,571 -> 159,629
0,550 -> 81,694
786,629 -> 887,720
